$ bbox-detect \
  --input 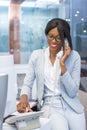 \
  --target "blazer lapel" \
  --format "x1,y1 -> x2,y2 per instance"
36,50 -> 45,101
